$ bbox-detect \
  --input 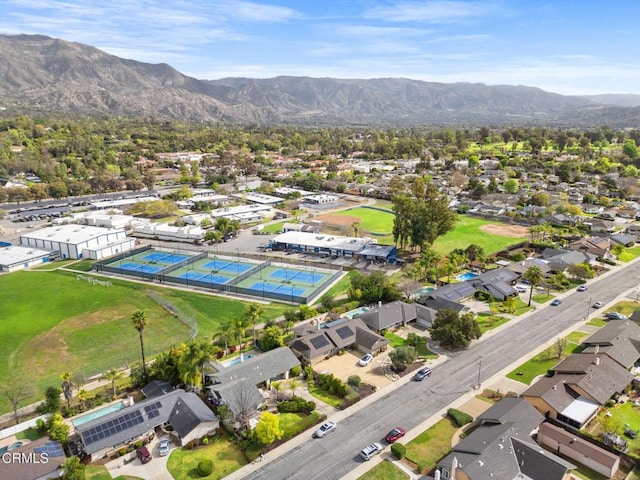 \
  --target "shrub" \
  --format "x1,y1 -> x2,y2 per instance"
317,373 -> 348,397
277,396 -> 315,413
347,375 -> 361,388
447,408 -> 473,427
118,447 -> 127,456
390,443 -> 406,459
290,365 -> 302,377
197,459 -> 214,477
406,333 -> 420,347
202,437 -> 209,445
133,440 -> 143,449
511,252 -> 526,262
